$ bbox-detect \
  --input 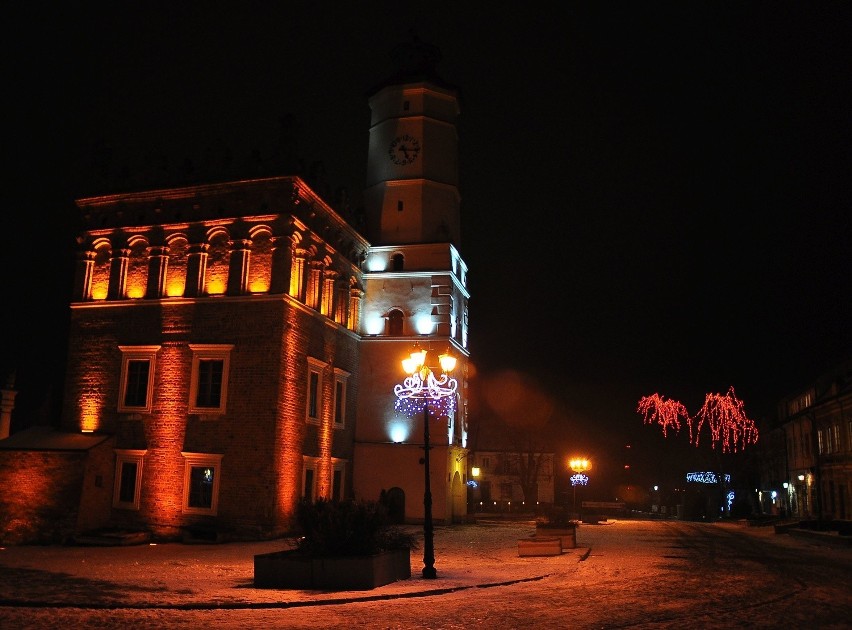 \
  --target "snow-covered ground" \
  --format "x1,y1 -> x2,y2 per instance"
1,518 -> 849,628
